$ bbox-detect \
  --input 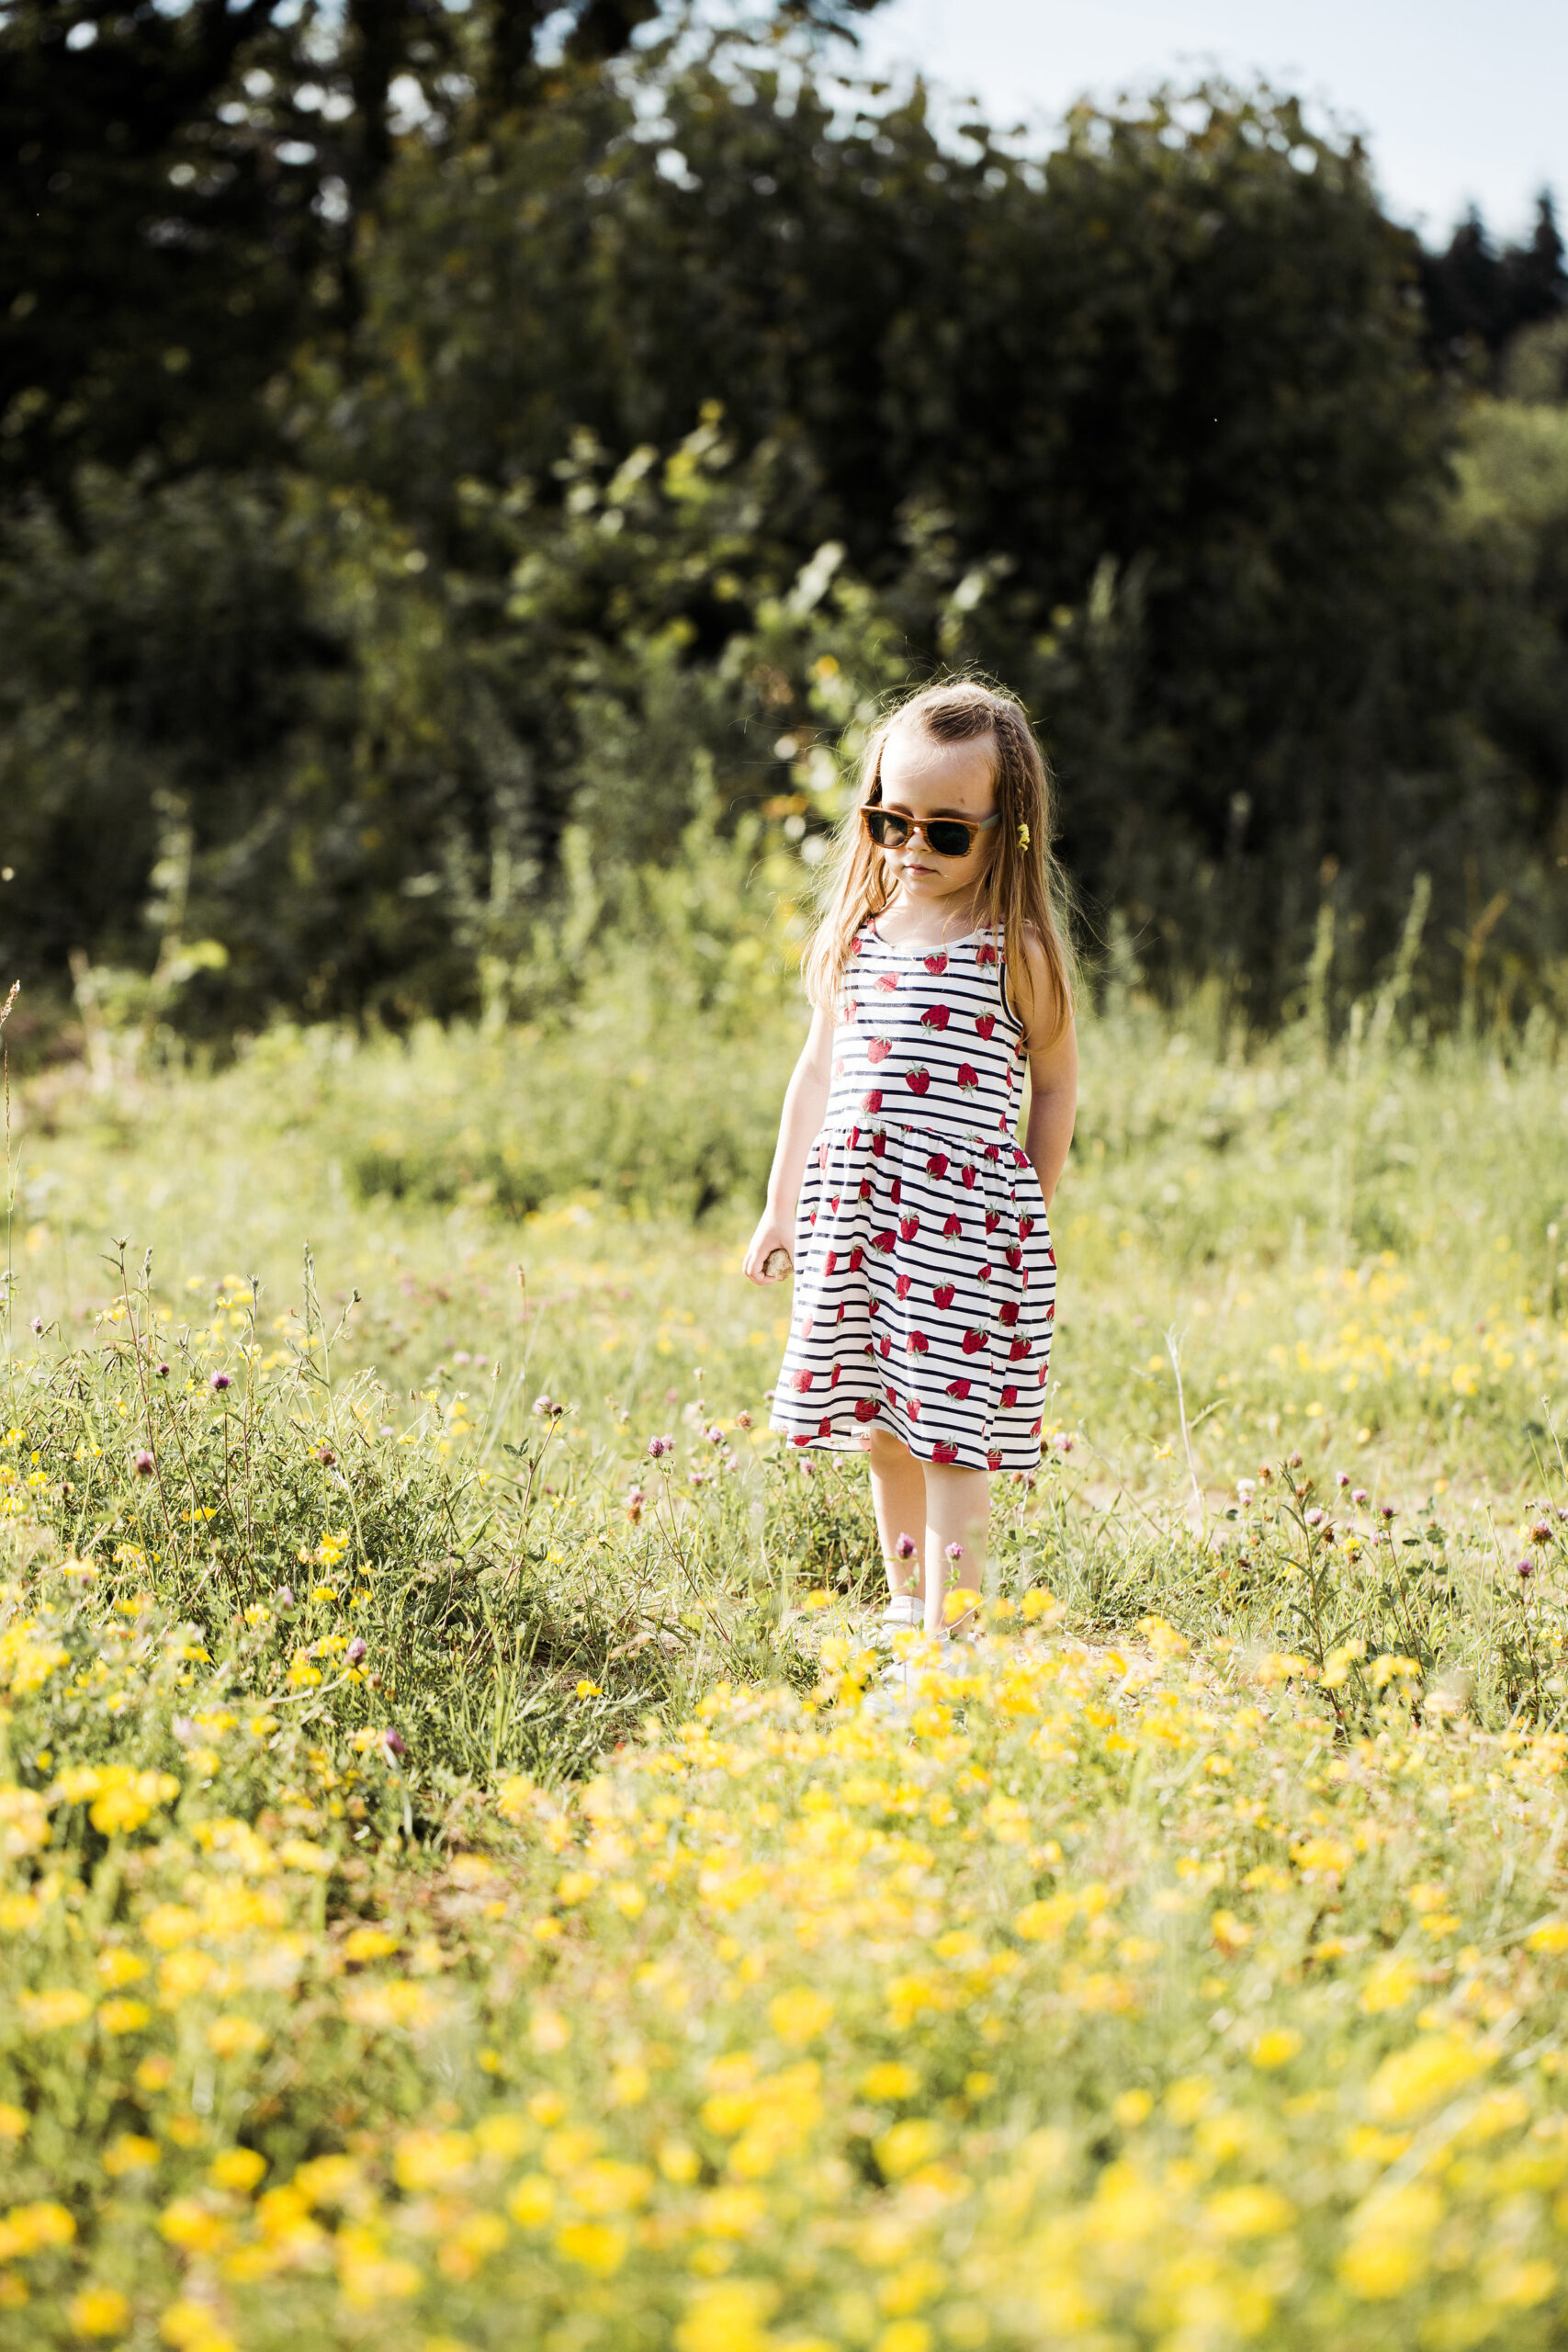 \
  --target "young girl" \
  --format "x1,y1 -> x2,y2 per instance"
744,680 -> 1077,1645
